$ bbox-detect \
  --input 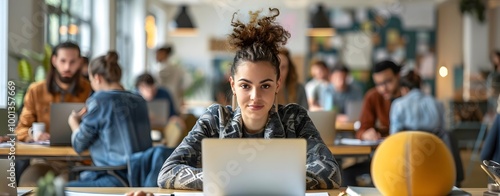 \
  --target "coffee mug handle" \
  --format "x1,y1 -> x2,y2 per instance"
28,127 -> 33,139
